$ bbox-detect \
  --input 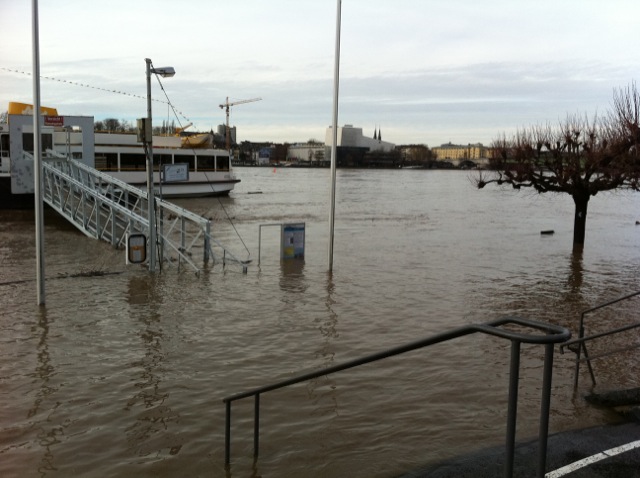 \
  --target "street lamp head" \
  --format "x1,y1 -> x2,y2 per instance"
150,66 -> 175,78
